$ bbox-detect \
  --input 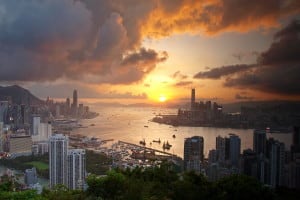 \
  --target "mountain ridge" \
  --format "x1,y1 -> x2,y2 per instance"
0,85 -> 44,105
